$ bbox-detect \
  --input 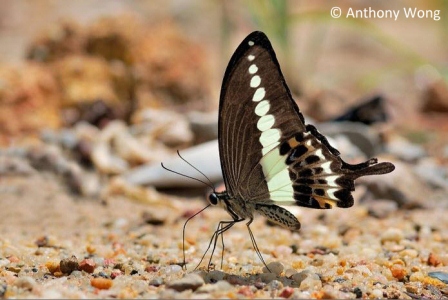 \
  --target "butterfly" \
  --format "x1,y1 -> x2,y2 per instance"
184,31 -> 395,270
